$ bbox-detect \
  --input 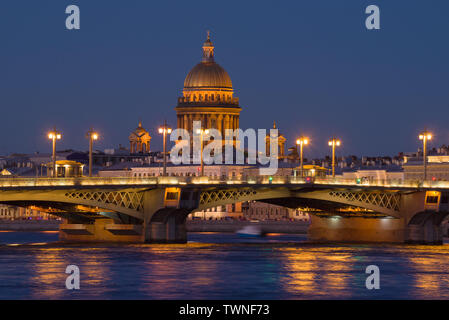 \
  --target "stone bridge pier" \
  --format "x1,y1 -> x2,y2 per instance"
146,208 -> 191,243
56,187 -> 199,243
305,189 -> 449,244
307,216 -> 407,243
406,212 -> 448,244
402,191 -> 449,244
